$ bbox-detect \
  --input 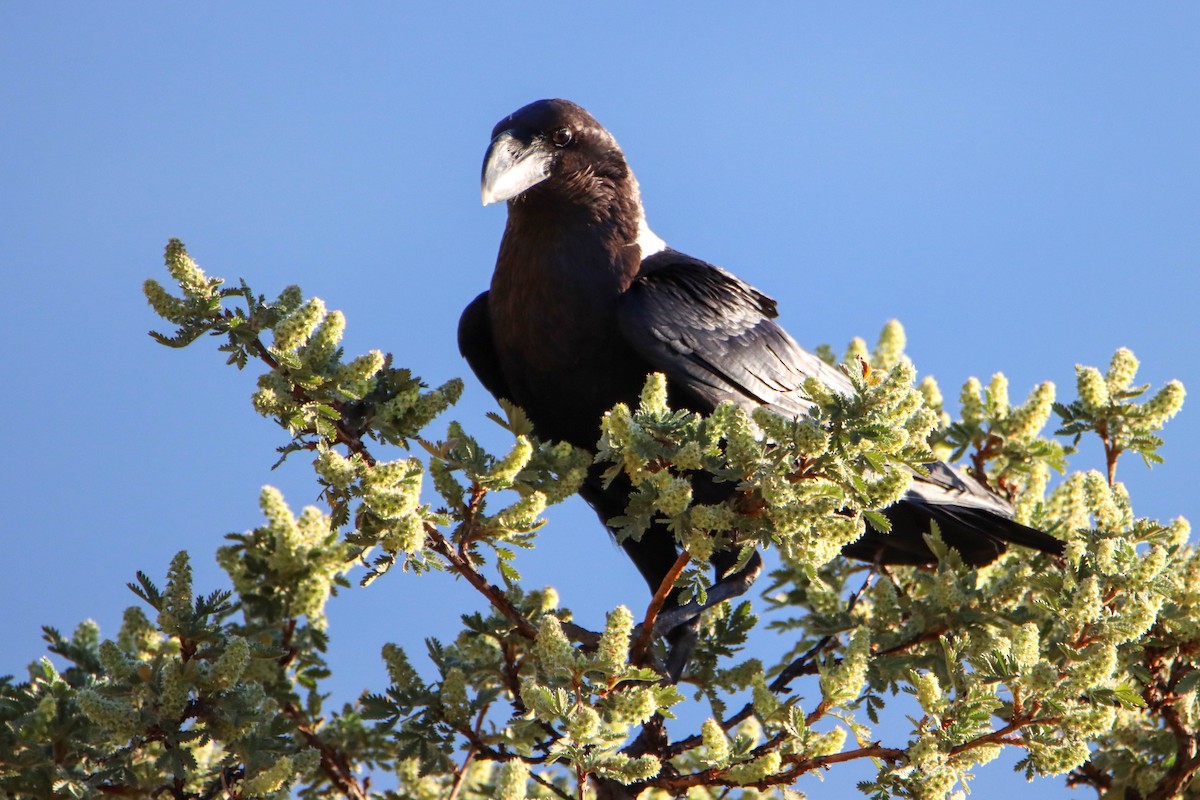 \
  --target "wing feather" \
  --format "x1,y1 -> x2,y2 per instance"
617,249 -> 1063,563
618,250 -> 851,417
